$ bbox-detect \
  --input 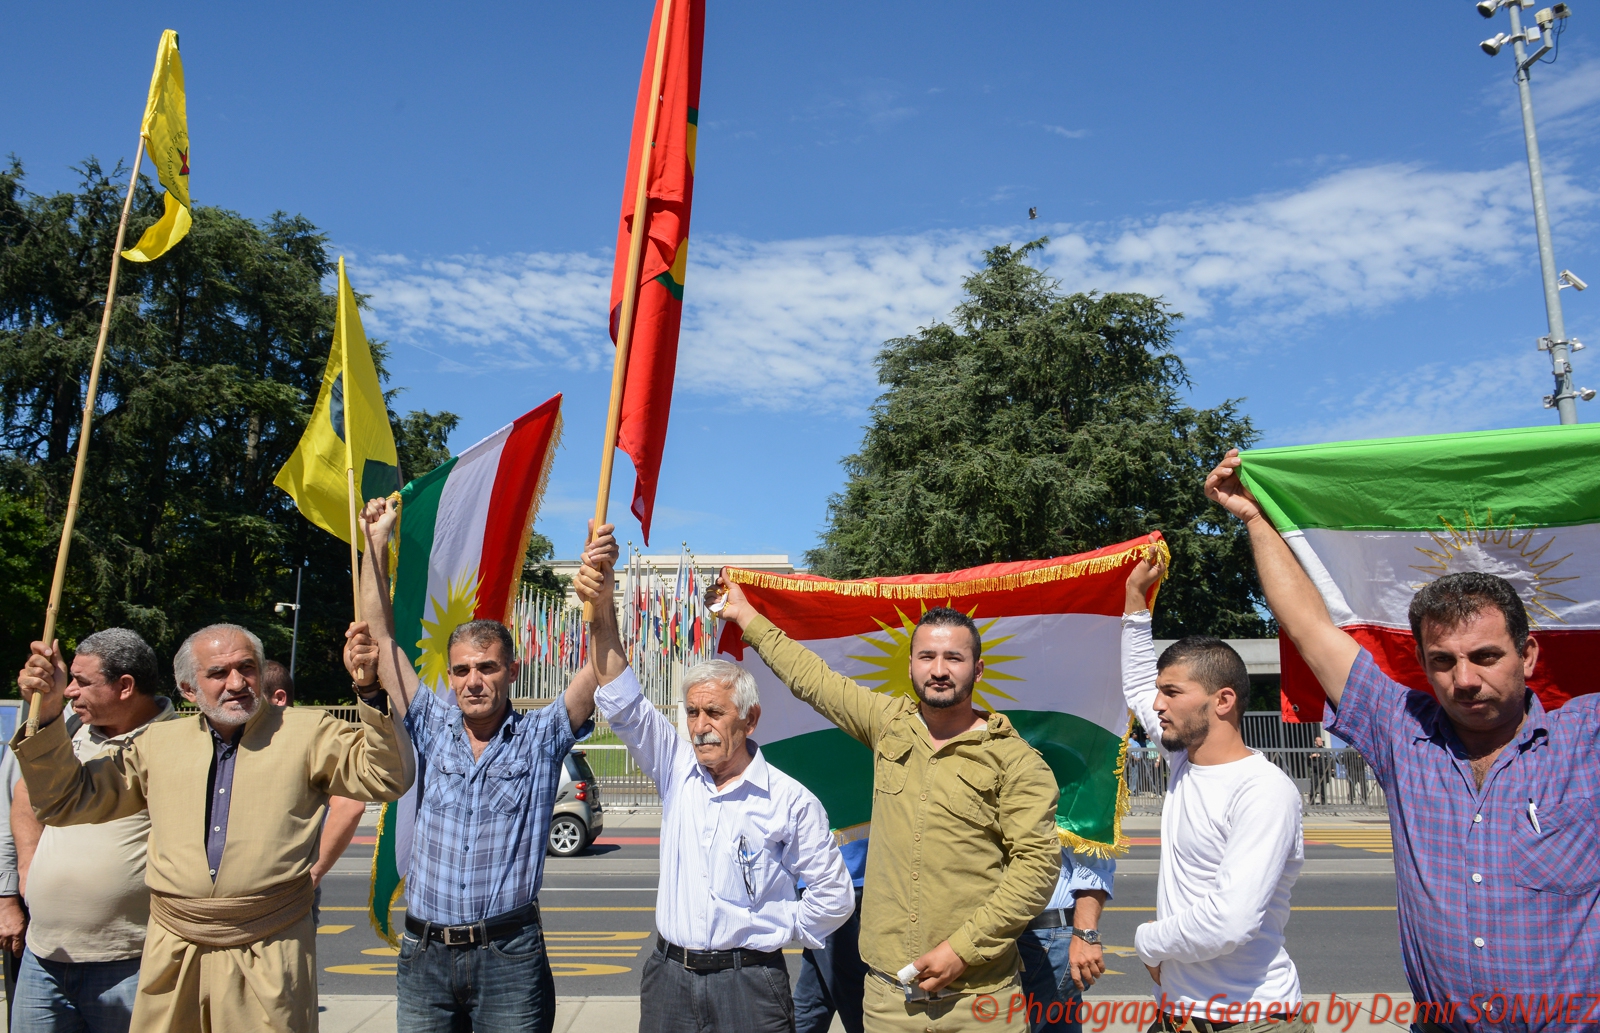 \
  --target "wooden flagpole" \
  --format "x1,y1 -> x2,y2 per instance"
27,138 -> 146,737
586,0 -> 675,621
342,276 -> 365,681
